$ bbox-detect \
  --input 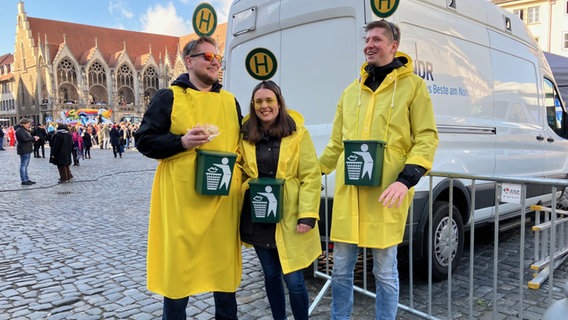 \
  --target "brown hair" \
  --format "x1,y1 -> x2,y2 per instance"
365,20 -> 400,42
242,80 -> 296,144
182,36 -> 217,57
